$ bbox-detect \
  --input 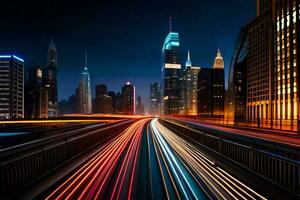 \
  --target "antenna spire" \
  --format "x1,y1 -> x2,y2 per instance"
85,49 -> 87,68
169,17 -> 172,32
